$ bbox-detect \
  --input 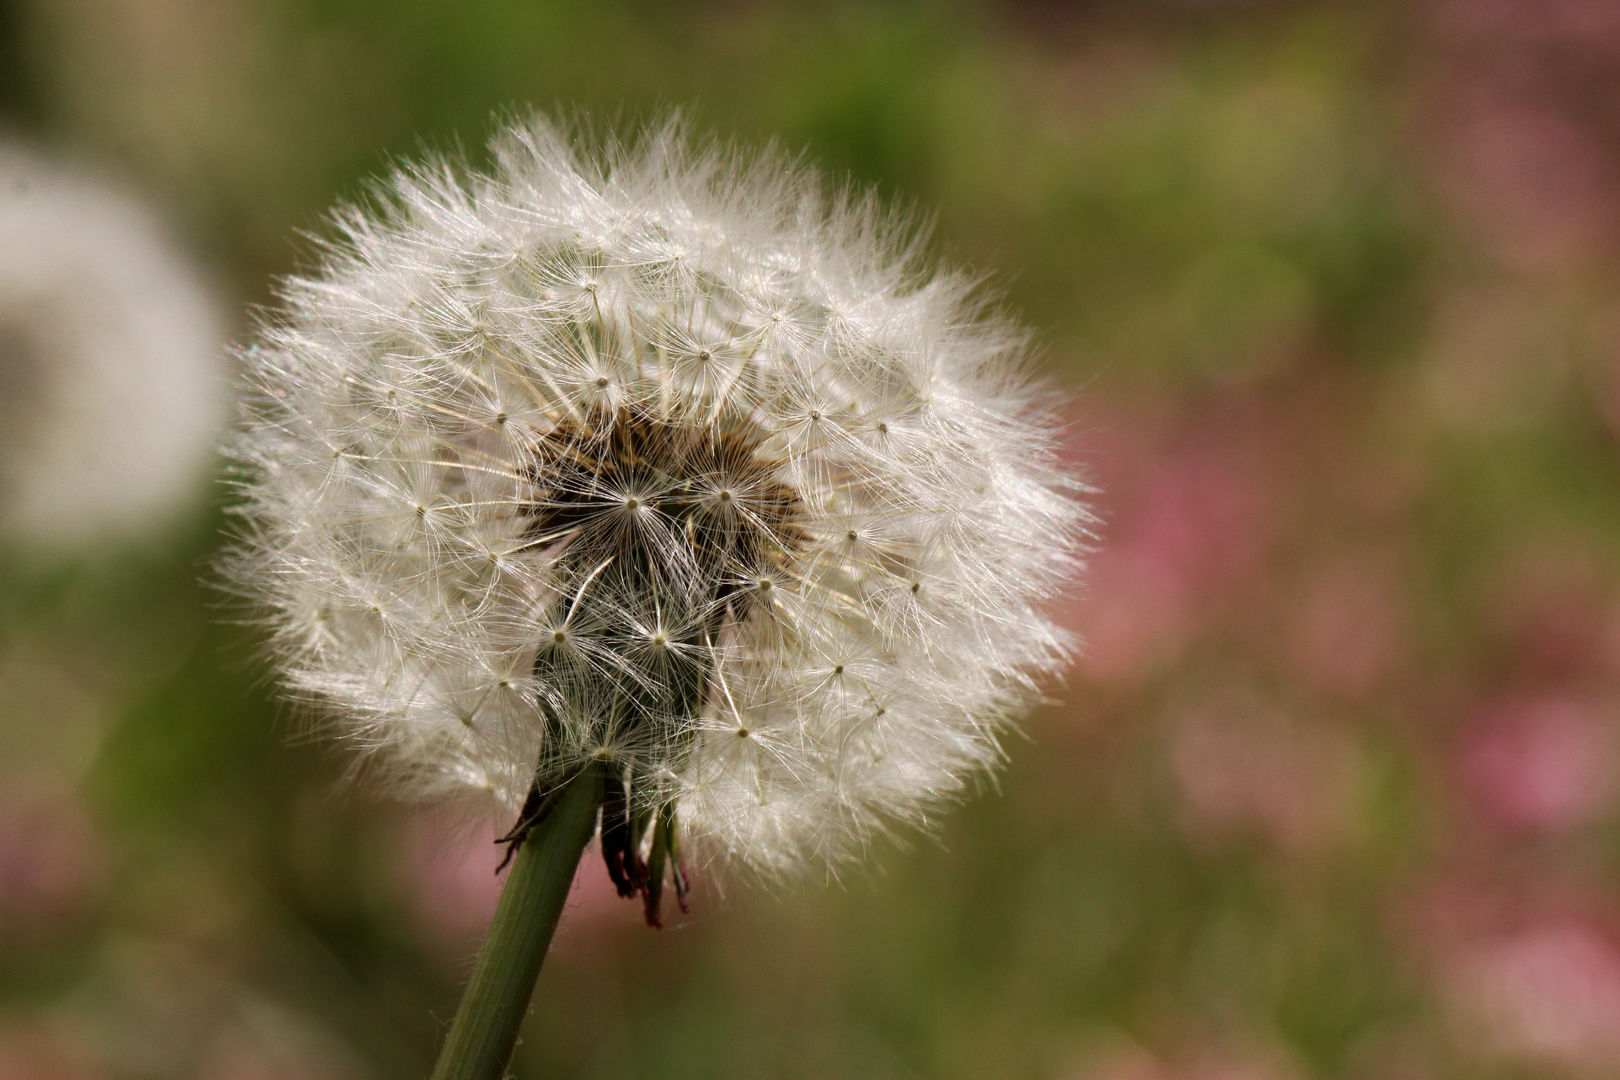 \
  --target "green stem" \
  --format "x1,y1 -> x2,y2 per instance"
429,761 -> 603,1080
